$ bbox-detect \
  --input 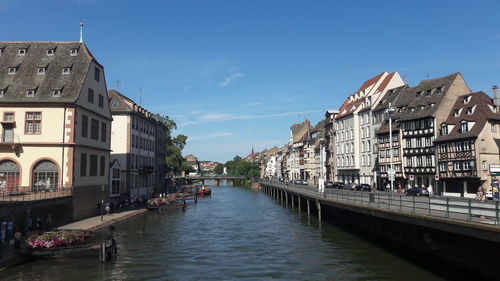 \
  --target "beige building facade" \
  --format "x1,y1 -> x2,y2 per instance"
0,42 -> 112,219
